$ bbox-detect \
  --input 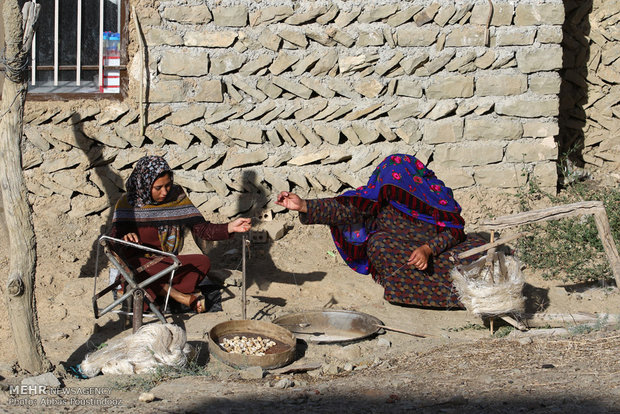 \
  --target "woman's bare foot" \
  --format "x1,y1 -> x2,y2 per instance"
161,285 -> 206,313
